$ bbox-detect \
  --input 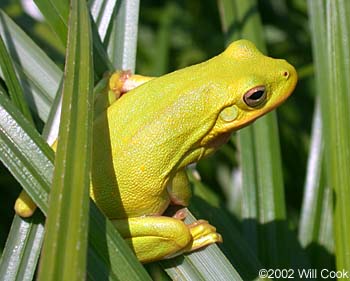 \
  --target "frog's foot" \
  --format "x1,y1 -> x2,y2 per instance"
109,71 -> 155,97
187,219 -> 223,251
95,71 -> 156,115
109,70 -> 132,98
14,190 -> 37,217
171,209 -> 223,250
112,215 -> 222,263
172,208 -> 188,220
